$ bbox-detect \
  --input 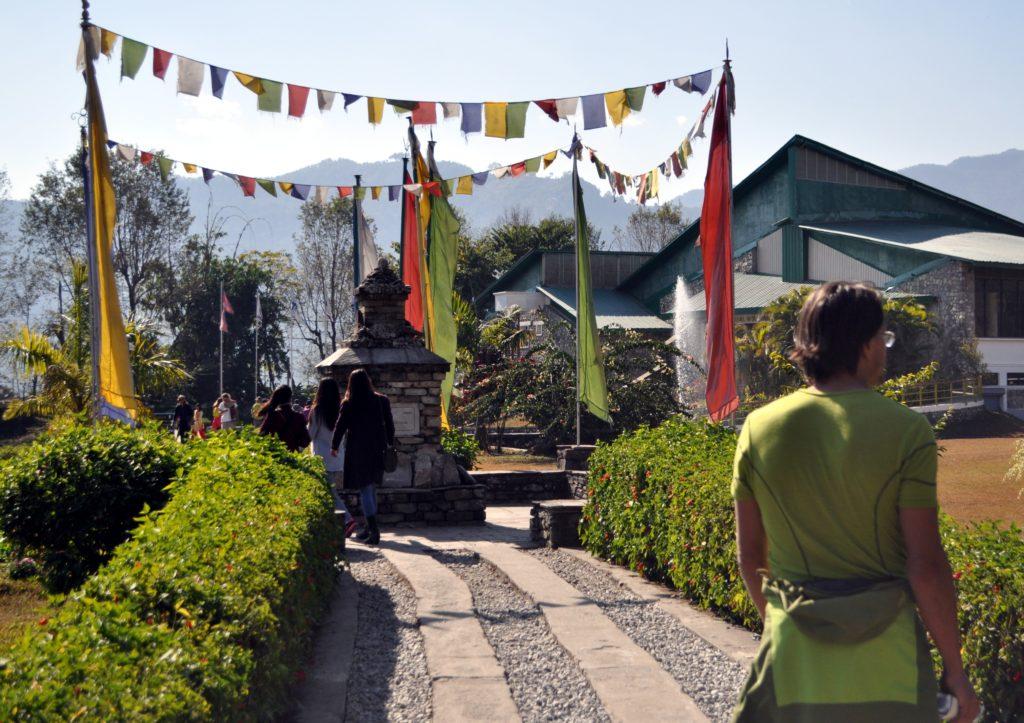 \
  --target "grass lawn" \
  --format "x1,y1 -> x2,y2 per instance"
0,575 -> 52,649
474,450 -> 557,471
938,436 -> 1023,525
